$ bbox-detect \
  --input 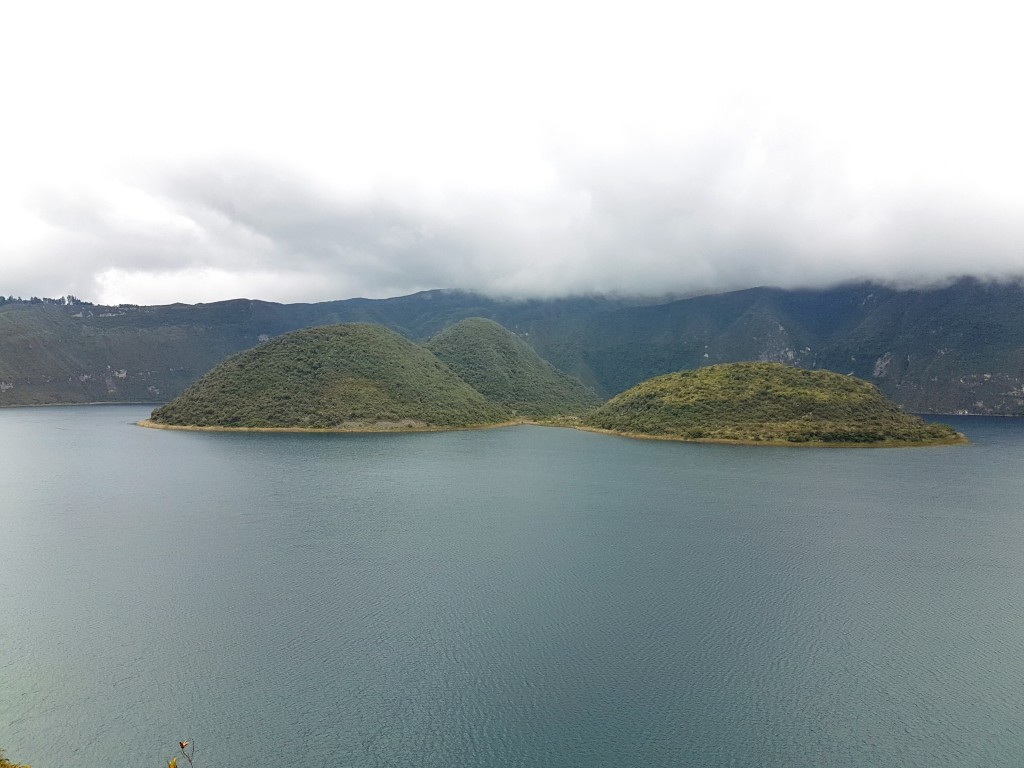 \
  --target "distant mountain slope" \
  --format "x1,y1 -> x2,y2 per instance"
585,362 -> 963,445
148,323 -> 510,429
521,285 -> 892,396
0,291 -> 634,406
0,300 -> 251,404
807,281 -> 1024,413
524,280 -> 1024,414
425,318 -> 600,417
5,279 -> 1024,415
